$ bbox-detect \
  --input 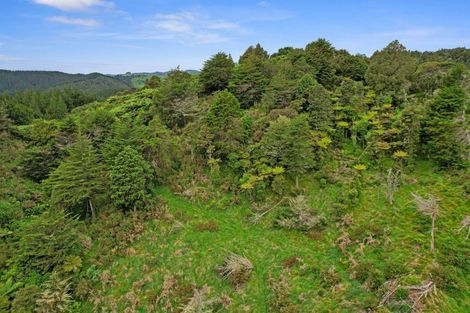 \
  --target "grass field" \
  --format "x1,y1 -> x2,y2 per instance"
76,161 -> 469,312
